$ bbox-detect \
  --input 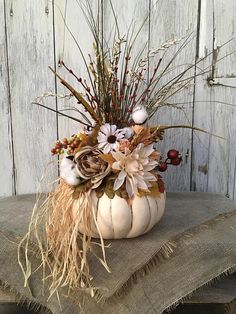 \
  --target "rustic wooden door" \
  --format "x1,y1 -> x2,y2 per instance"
0,0 -> 236,199
192,0 -> 236,199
